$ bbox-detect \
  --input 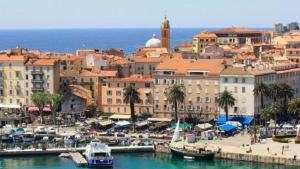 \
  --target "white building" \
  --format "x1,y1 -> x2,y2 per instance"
220,66 -> 276,117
